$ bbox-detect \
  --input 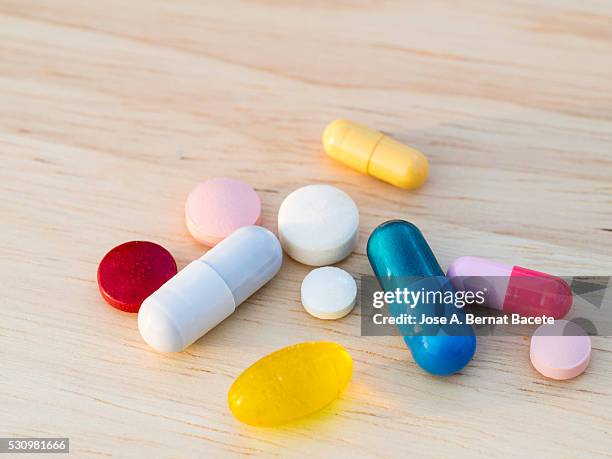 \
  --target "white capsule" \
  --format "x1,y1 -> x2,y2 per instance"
138,226 -> 282,352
